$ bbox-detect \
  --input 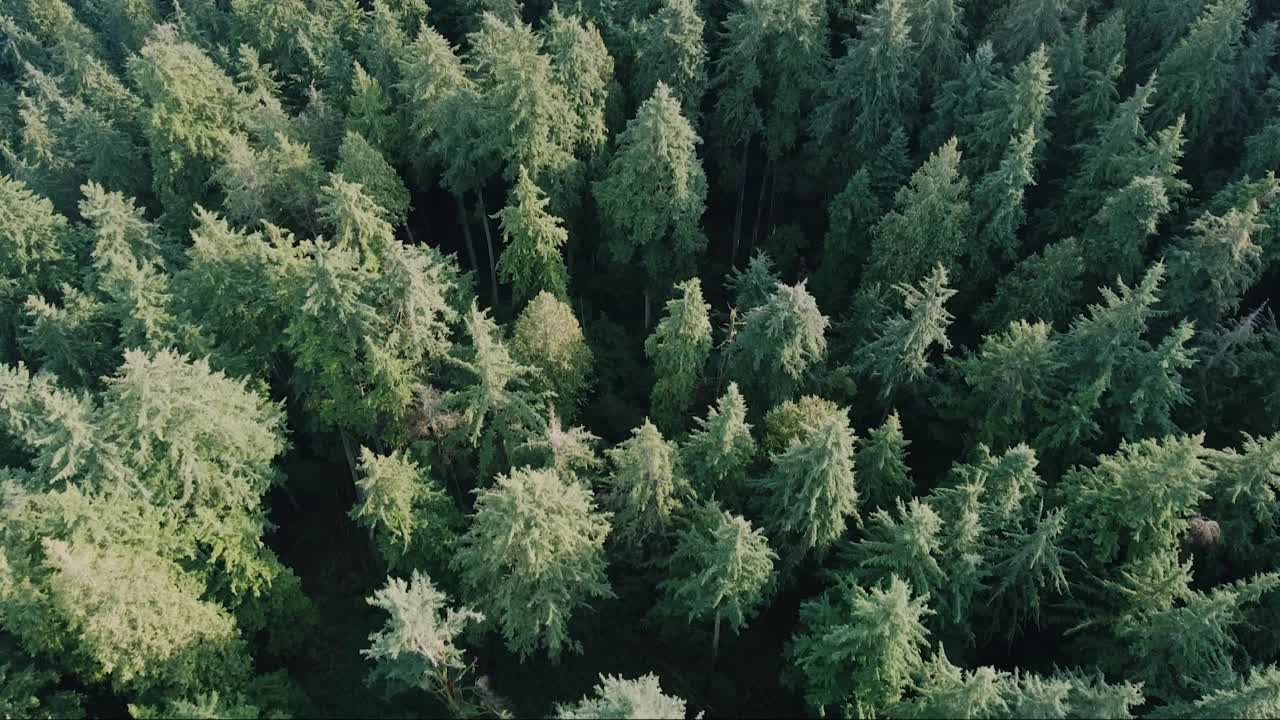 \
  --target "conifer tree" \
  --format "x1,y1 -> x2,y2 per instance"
887,650 -> 1008,719
1207,431 -> 1280,558
1148,666 -> 1280,719
594,82 -> 707,325
951,319 -> 1062,450
752,398 -> 857,555
556,674 -> 686,719
659,500 -> 776,663
345,61 -> 398,155
629,0 -> 706,120
335,131 -> 410,227
785,575 -> 932,717
857,264 -> 957,399
452,467 -> 612,660
350,448 -> 460,575
681,383 -> 756,502
814,169 -> 879,305
866,139 -> 971,289
604,419 -> 689,549
1150,0 -> 1250,144
978,238 -> 1085,331
922,43 -> 1000,153
909,0 -> 965,93
542,8 -> 614,160
645,278 -> 713,432
729,280 -> 828,407
856,412 -> 914,512
510,292 -> 594,420
362,571 -> 503,717
0,176 -> 77,360
992,0 -> 1079,61
1166,193 -> 1274,326
968,127 -> 1037,278
495,168 -> 570,308
812,0 -> 917,171
965,45 -> 1053,176
843,499 -> 945,599
725,251 -> 781,313
986,507 -> 1071,639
